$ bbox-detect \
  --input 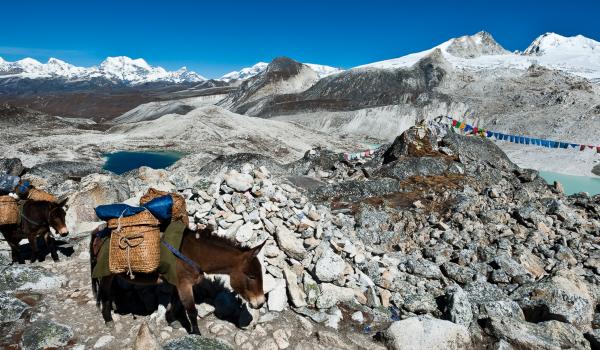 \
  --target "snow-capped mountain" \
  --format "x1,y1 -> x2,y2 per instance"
219,62 -> 269,82
0,56 -> 206,85
219,61 -> 342,82
356,31 -> 600,82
